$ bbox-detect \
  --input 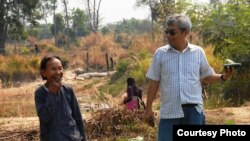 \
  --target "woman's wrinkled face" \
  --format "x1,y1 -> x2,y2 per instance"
41,58 -> 63,84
